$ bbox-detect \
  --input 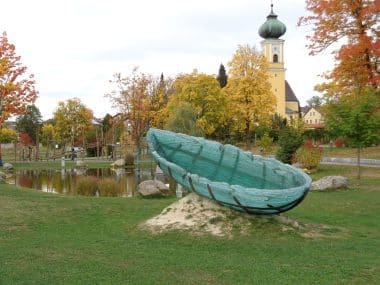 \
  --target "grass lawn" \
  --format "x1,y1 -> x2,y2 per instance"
8,159 -> 117,170
0,165 -> 379,284
245,145 -> 380,160
322,145 -> 380,160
